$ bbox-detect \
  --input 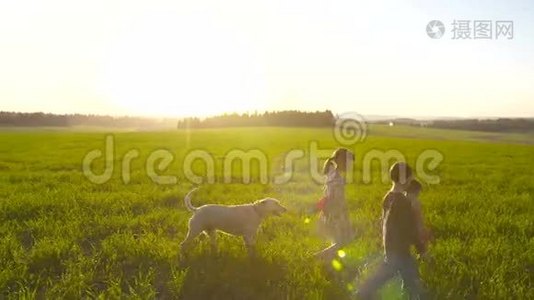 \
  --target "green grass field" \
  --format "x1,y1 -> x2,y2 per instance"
0,125 -> 533,299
